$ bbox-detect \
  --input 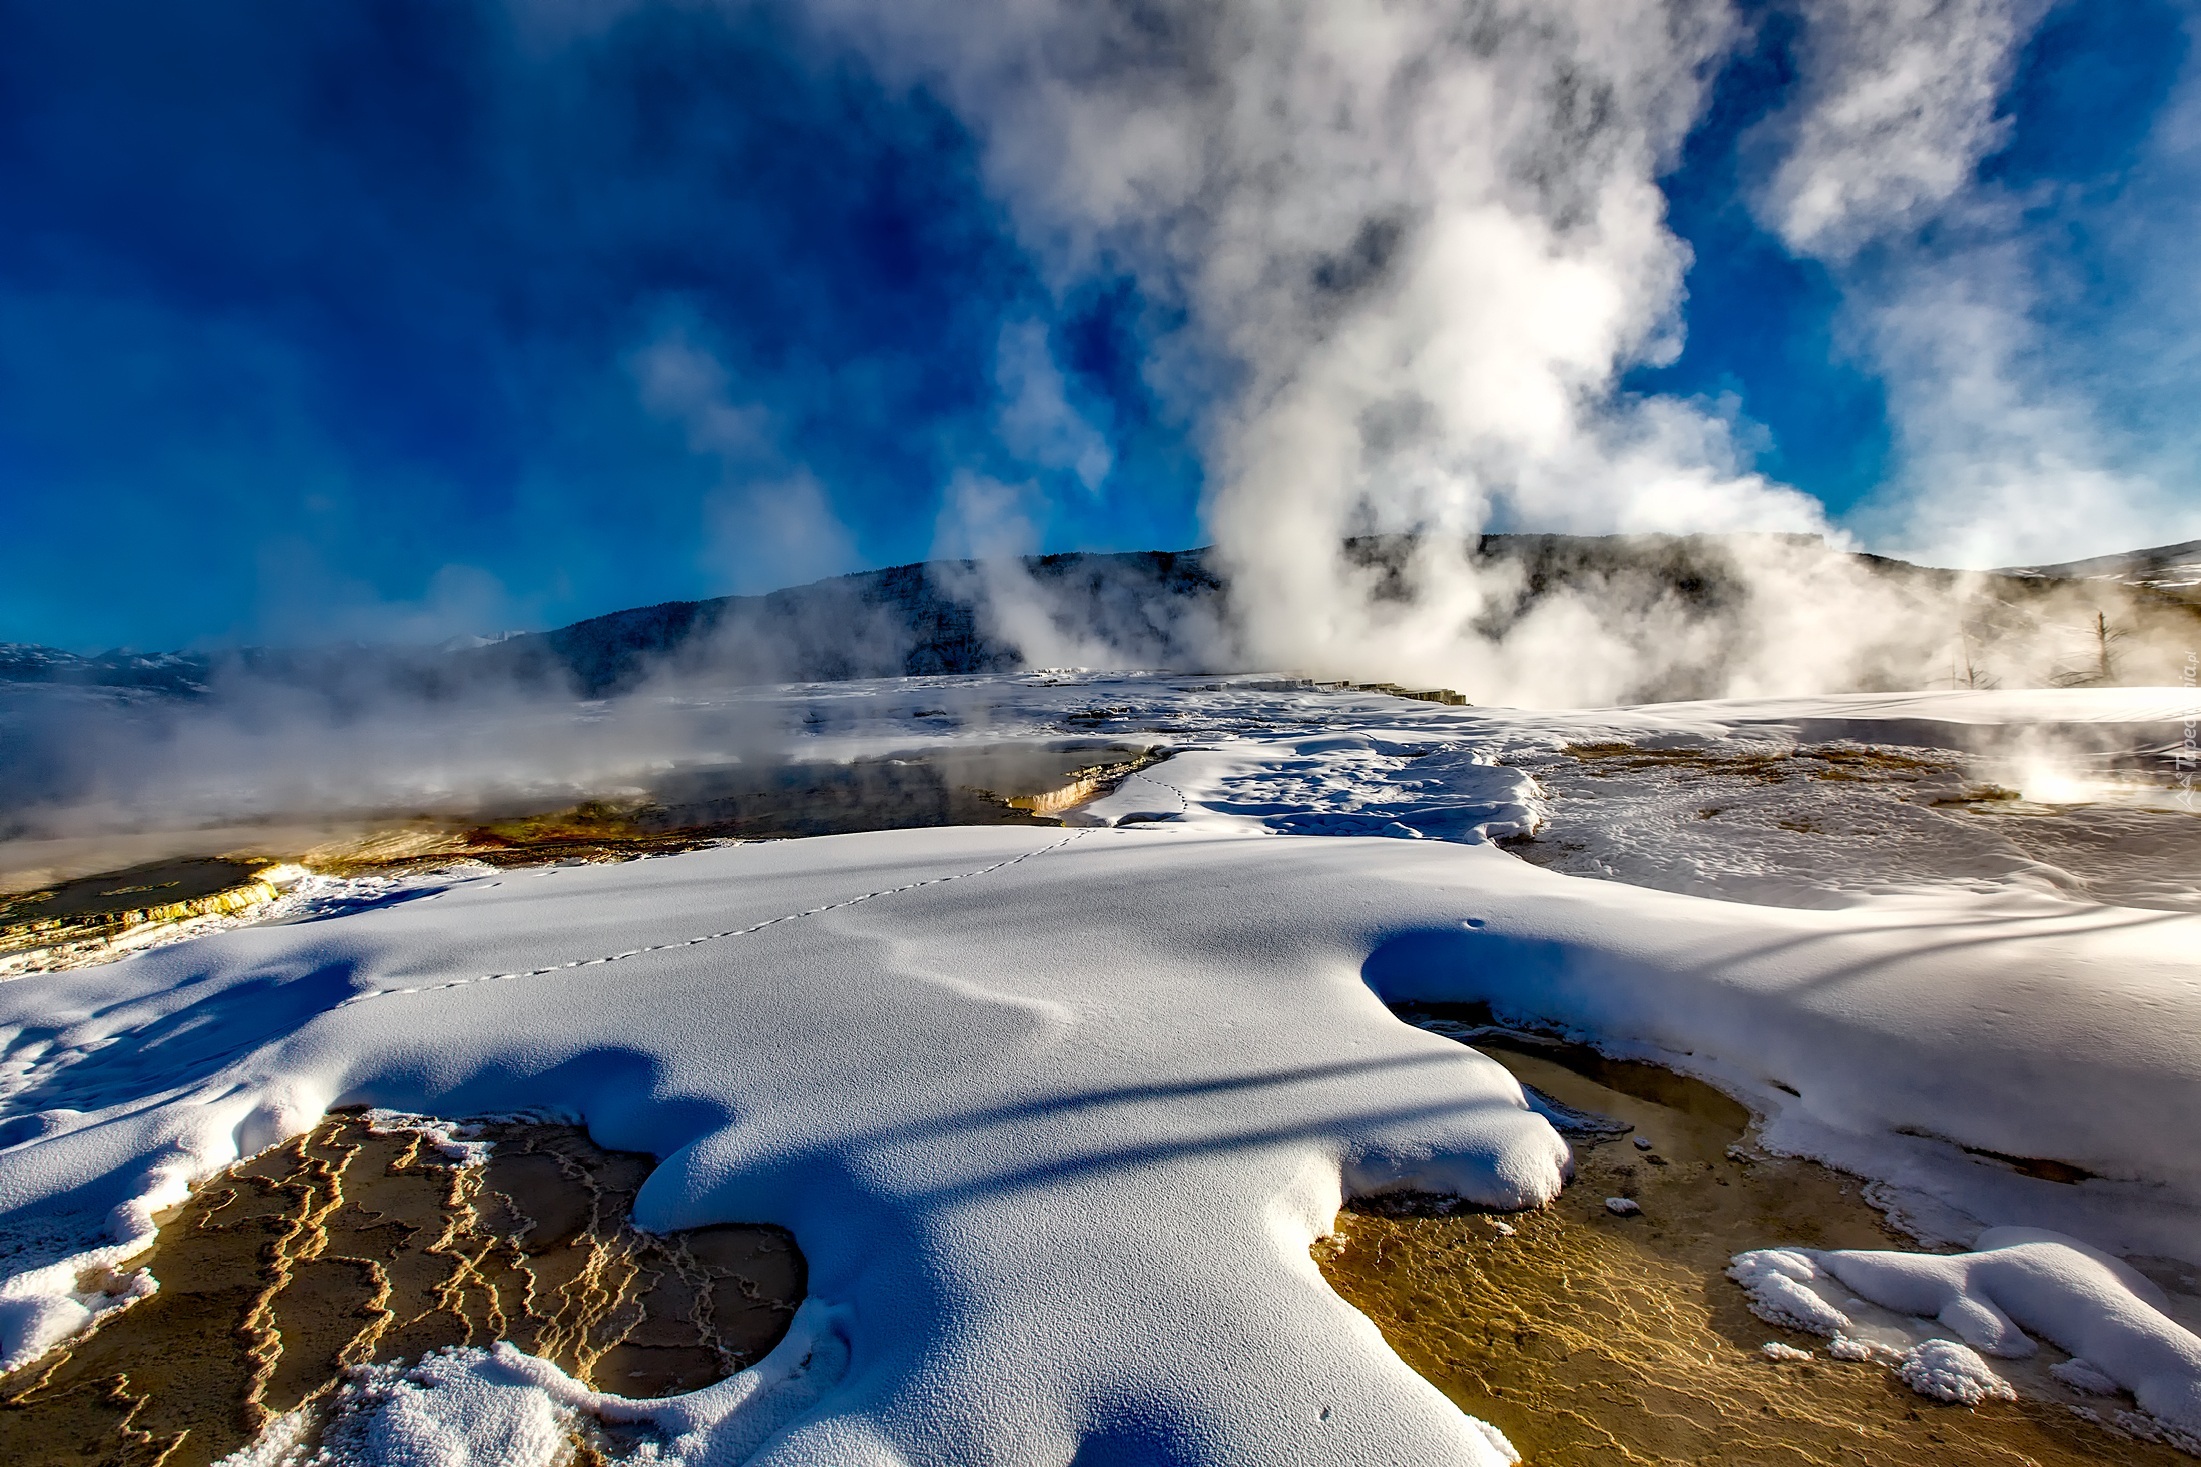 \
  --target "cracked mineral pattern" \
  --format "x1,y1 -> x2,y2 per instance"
0,1114 -> 805,1466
